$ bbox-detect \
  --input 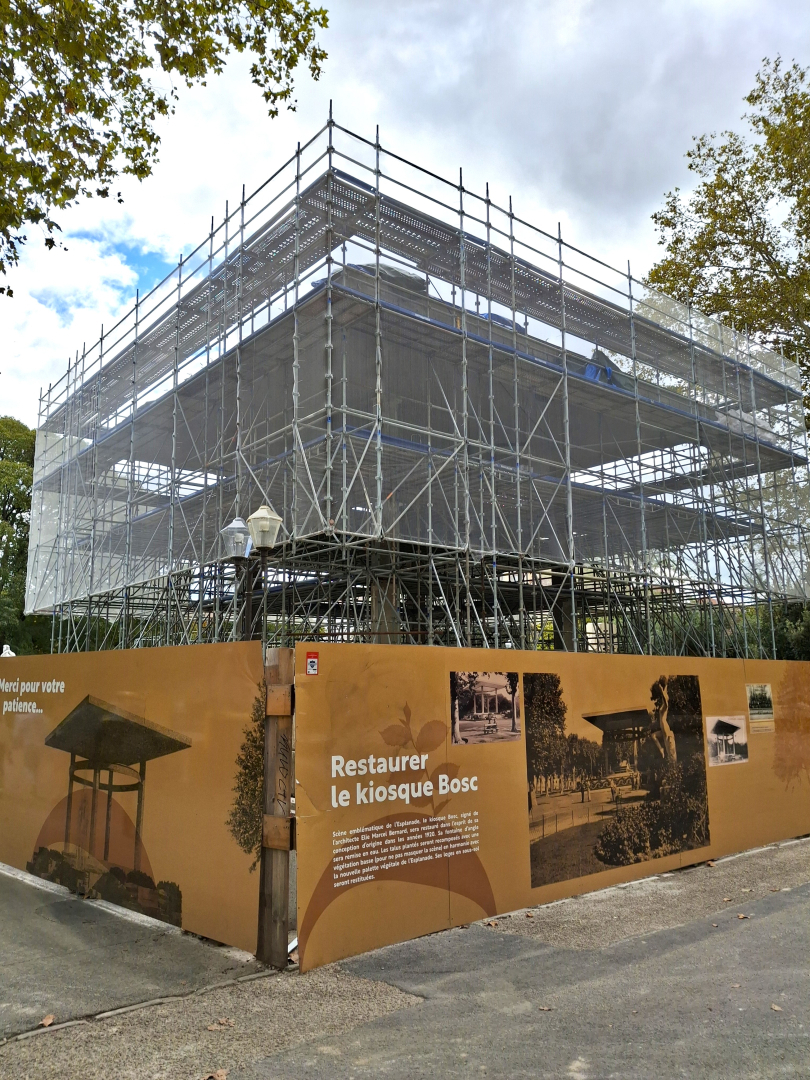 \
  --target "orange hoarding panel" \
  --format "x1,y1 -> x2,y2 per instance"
0,643 -> 265,953
295,644 -> 810,971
